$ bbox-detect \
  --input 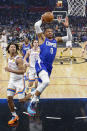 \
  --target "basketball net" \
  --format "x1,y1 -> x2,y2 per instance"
67,0 -> 87,16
